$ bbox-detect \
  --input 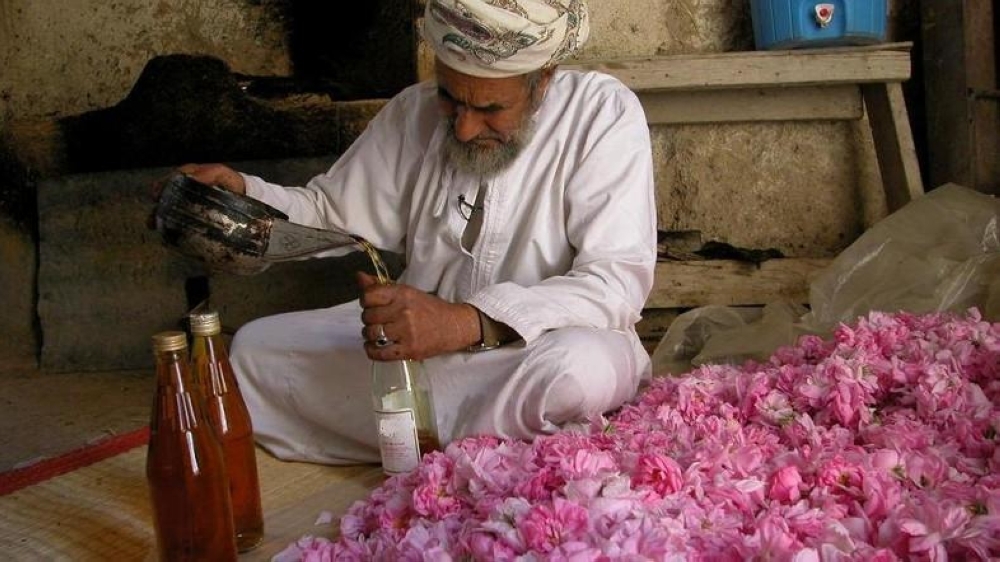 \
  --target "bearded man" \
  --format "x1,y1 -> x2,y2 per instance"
177,0 -> 656,465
